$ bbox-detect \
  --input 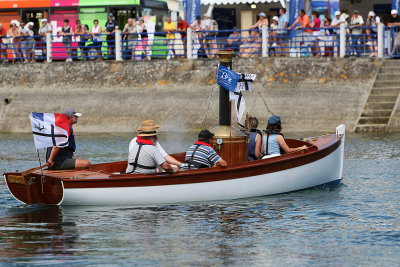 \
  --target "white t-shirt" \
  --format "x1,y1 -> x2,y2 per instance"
331,16 -> 345,32
350,15 -> 364,35
129,137 -> 168,158
39,23 -> 52,35
126,142 -> 166,174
